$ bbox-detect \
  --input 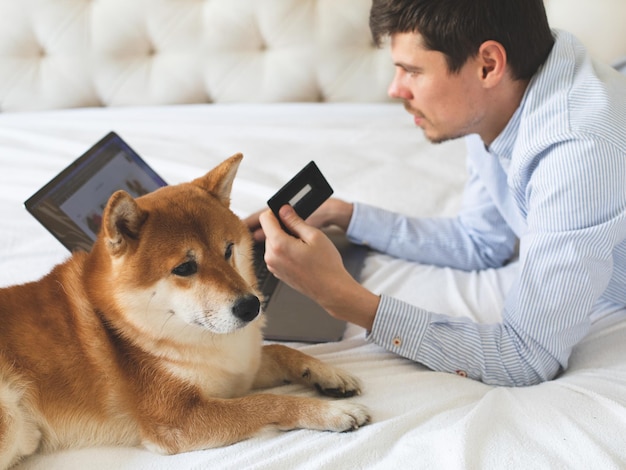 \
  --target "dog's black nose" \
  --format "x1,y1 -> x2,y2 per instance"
232,295 -> 261,322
